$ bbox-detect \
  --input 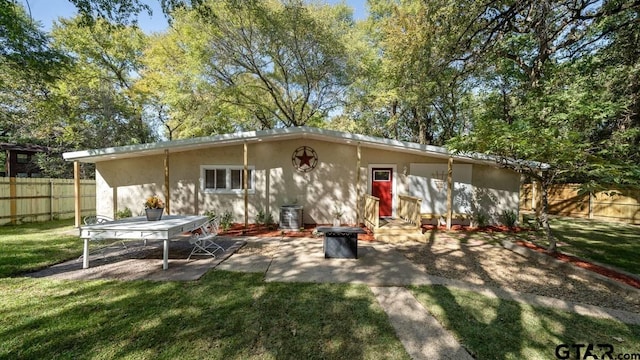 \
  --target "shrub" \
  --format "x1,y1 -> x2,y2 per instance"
203,210 -> 218,221
220,211 -> 233,231
500,209 -> 518,228
265,212 -> 275,228
473,211 -> 490,228
256,208 -> 266,226
115,207 -> 132,219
